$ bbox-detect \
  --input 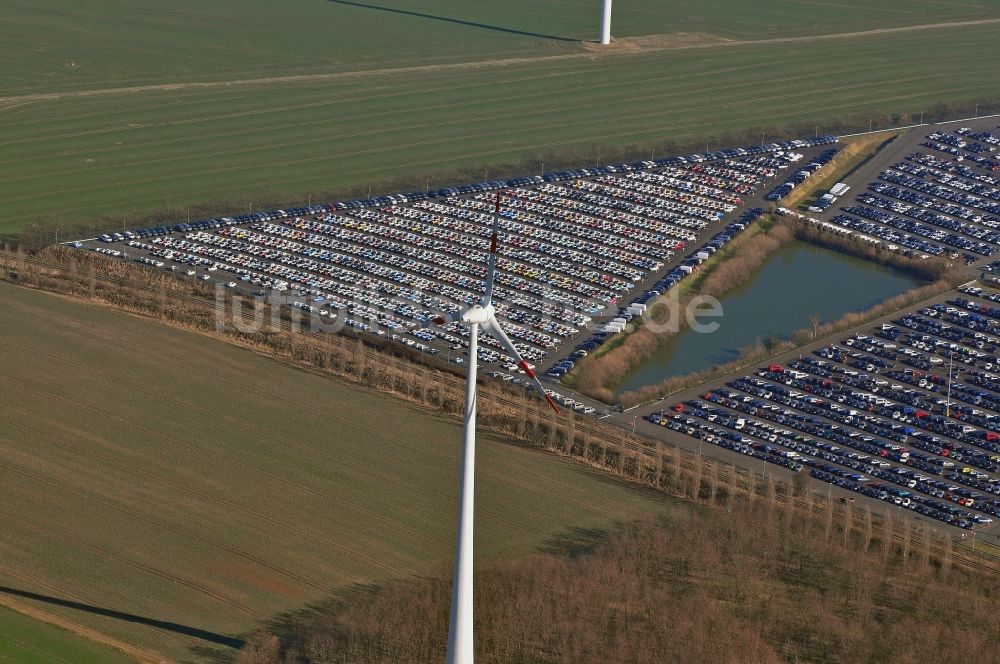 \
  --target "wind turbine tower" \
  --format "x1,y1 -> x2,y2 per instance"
439,193 -> 558,664
600,0 -> 613,45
